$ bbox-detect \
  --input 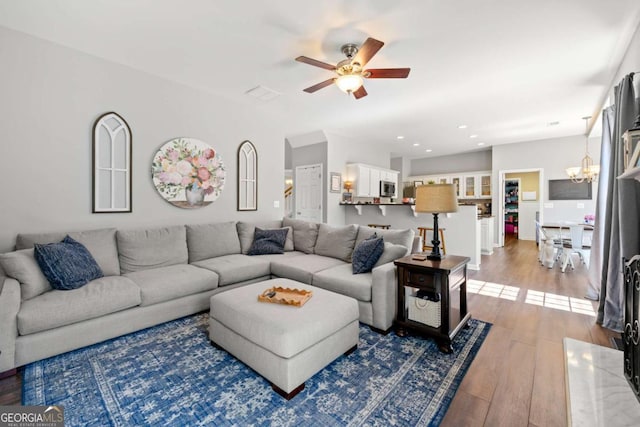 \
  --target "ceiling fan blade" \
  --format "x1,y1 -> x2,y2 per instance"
351,38 -> 384,67
365,68 -> 411,78
353,86 -> 368,99
303,78 -> 336,93
295,56 -> 336,71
